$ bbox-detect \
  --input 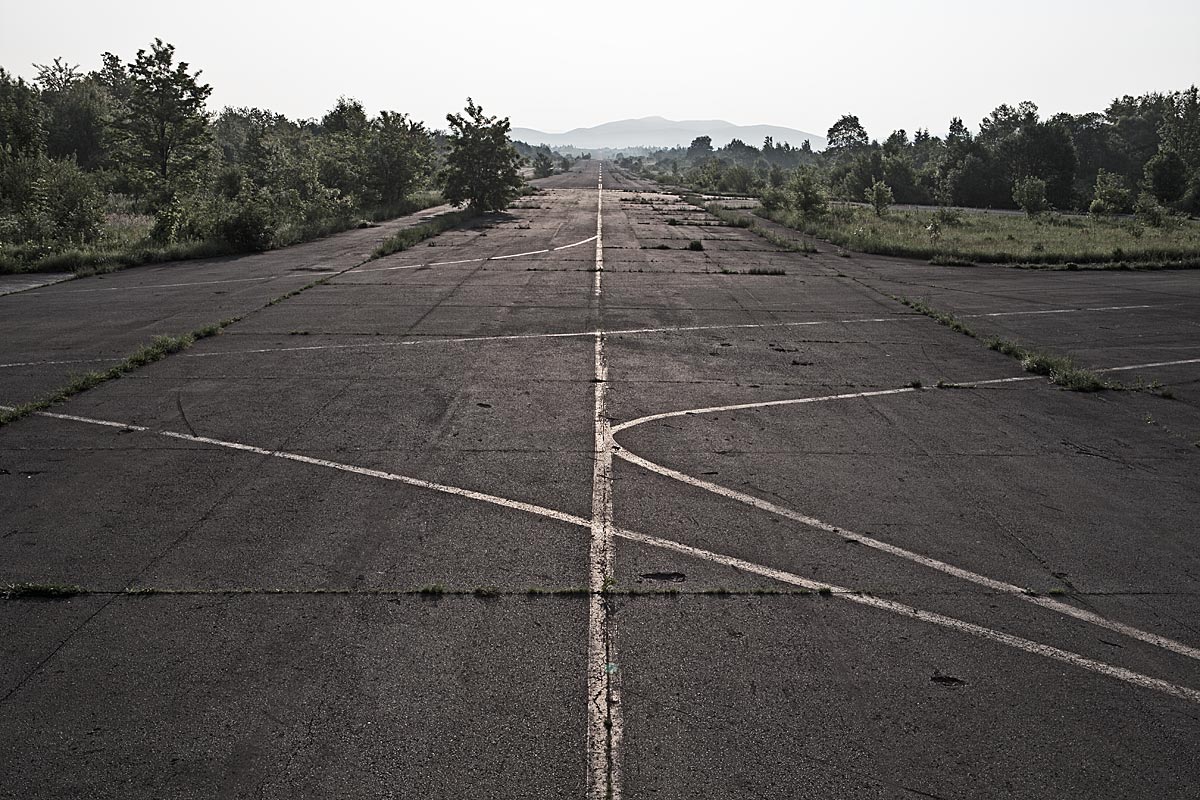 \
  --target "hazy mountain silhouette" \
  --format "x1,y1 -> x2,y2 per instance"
512,116 -> 826,151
